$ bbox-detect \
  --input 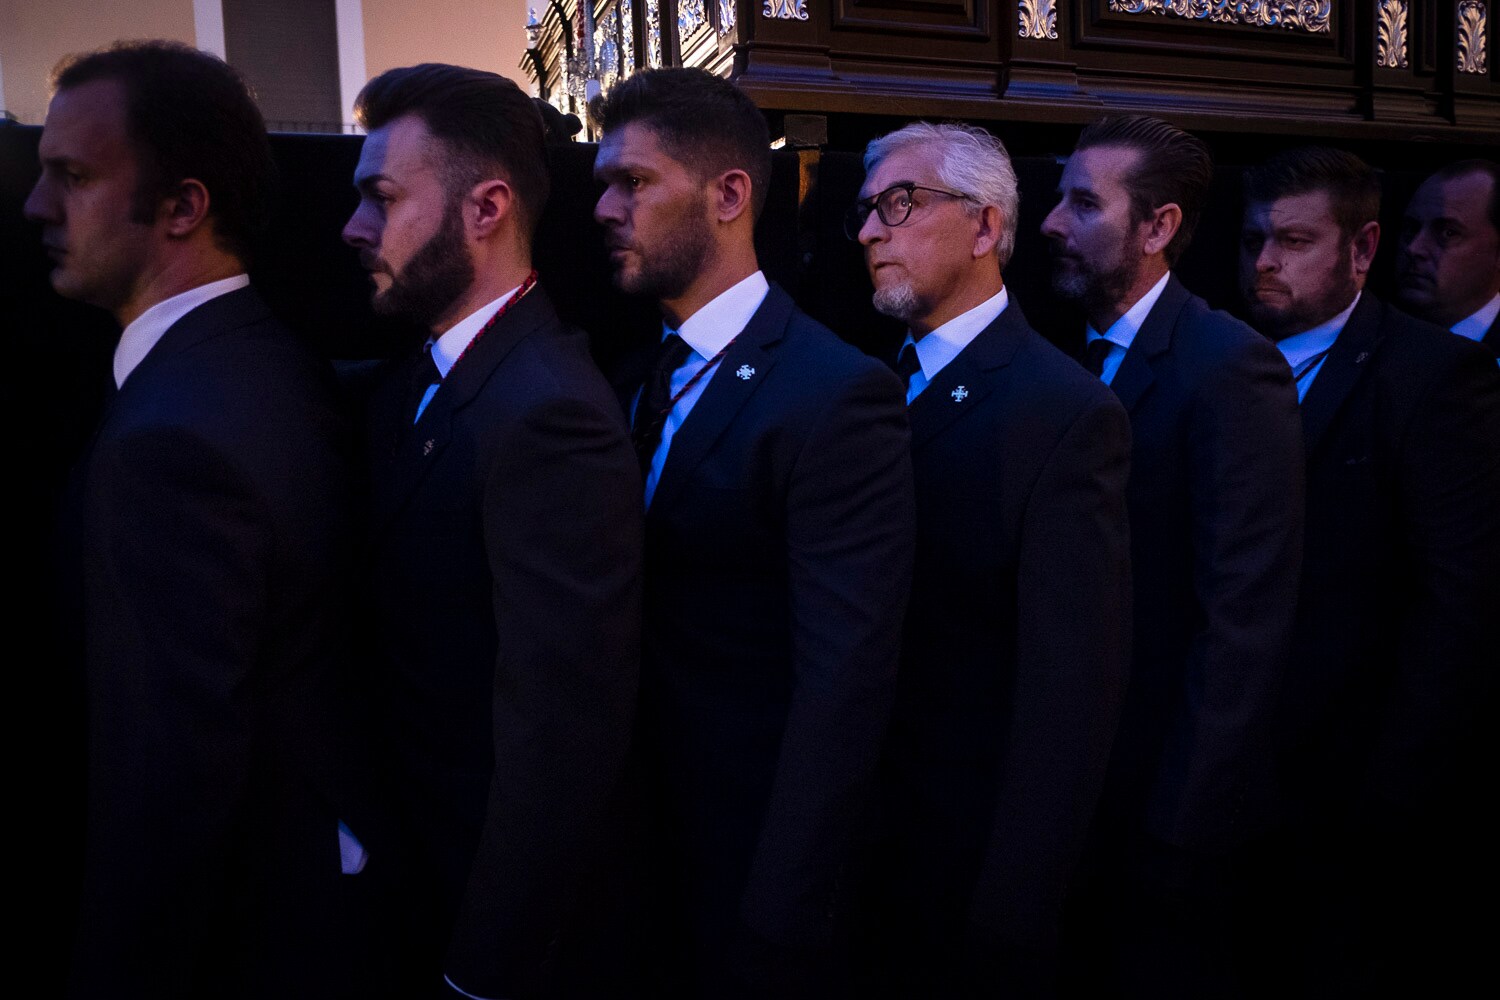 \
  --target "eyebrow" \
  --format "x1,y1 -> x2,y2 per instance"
353,173 -> 393,193
859,179 -> 919,199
